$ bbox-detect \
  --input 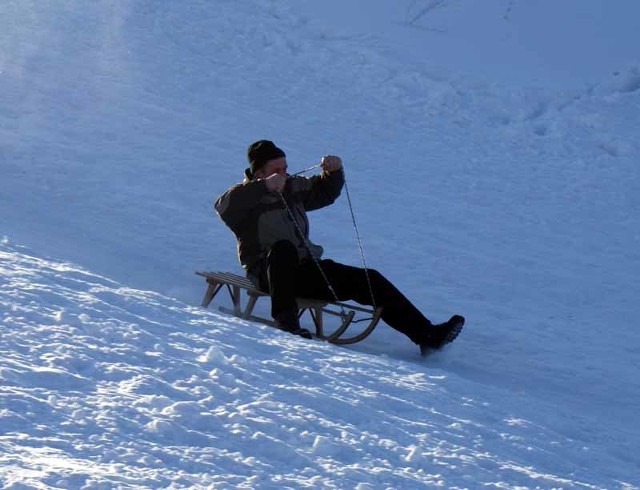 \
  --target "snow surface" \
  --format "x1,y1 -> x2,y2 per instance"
1,0 -> 639,488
